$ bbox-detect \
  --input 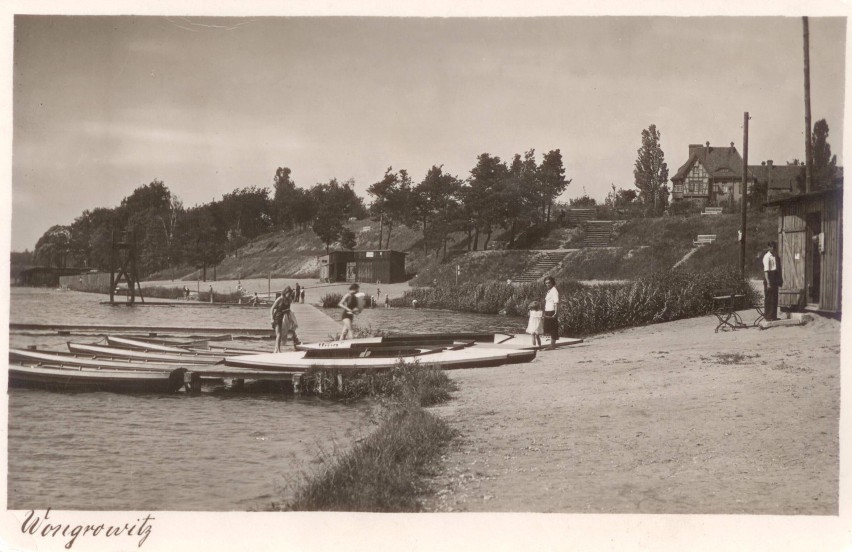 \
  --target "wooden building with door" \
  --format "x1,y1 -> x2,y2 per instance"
766,187 -> 842,314
318,250 -> 406,284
